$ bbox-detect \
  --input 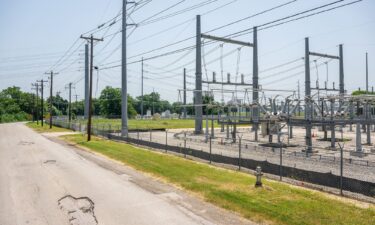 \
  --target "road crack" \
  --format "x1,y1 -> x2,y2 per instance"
58,195 -> 98,225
